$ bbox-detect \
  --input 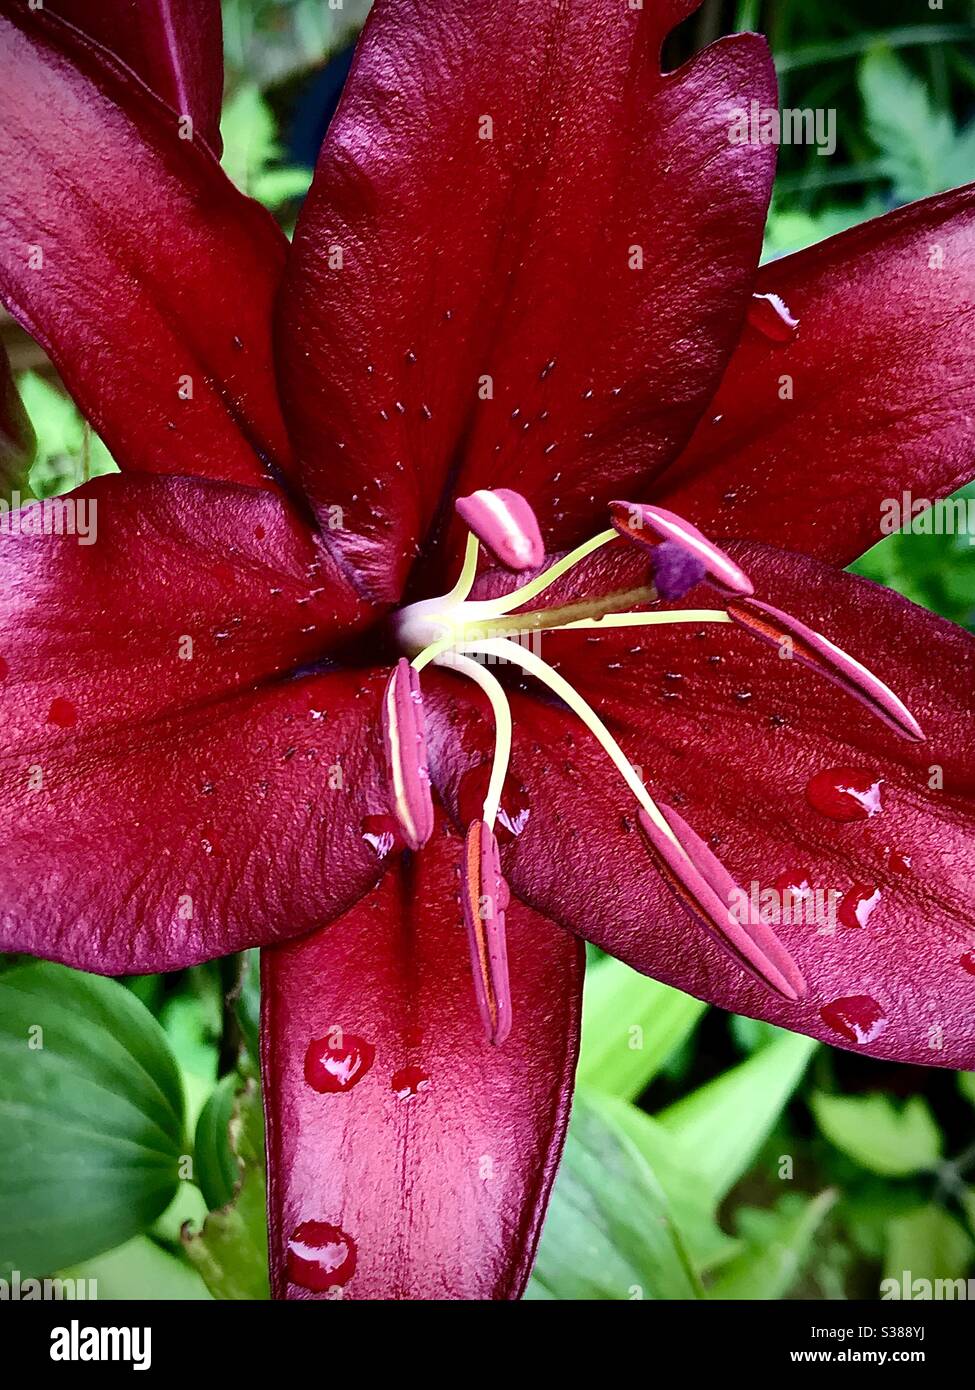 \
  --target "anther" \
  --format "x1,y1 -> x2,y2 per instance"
381,658 -> 434,850
455,488 -> 545,572
609,501 -> 753,598
461,819 -> 512,1044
